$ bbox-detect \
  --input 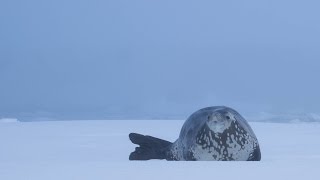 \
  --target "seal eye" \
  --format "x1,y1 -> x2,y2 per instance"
226,116 -> 230,120
207,115 -> 211,120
